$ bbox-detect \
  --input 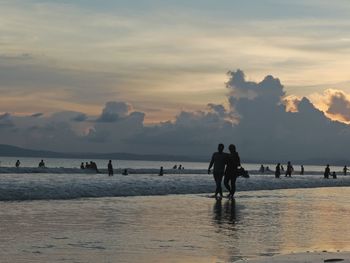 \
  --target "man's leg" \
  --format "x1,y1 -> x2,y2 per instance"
214,173 -> 223,197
